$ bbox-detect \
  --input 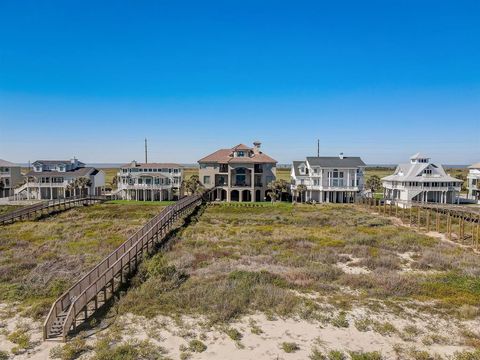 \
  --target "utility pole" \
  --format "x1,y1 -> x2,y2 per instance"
145,138 -> 148,164
317,139 -> 320,157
